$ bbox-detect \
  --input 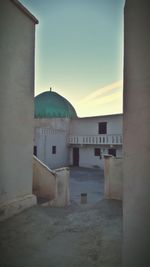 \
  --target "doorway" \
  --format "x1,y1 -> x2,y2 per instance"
73,147 -> 79,166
